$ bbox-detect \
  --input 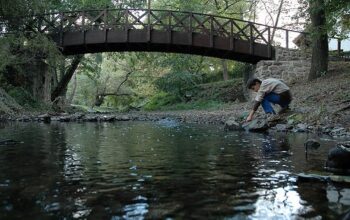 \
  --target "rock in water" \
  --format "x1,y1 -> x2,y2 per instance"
224,117 -> 242,131
304,139 -> 320,149
0,139 -> 20,146
38,113 -> 51,123
157,118 -> 179,128
304,139 -> 321,159
242,118 -> 269,132
325,141 -> 350,172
